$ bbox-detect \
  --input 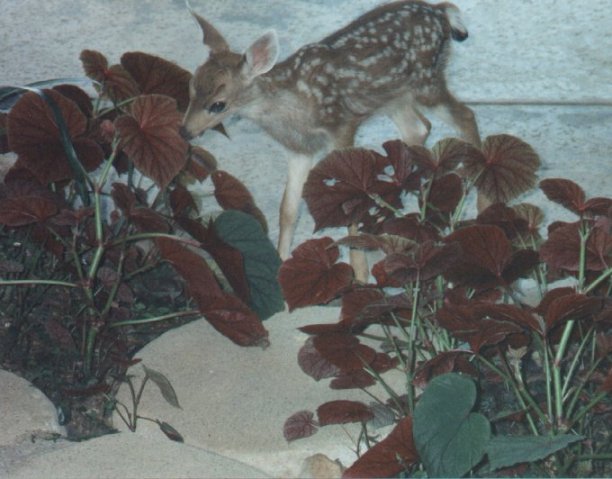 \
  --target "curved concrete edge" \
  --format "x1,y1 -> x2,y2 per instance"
0,369 -> 66,447
4,432 -> 270,479
112,306 -> 405,478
